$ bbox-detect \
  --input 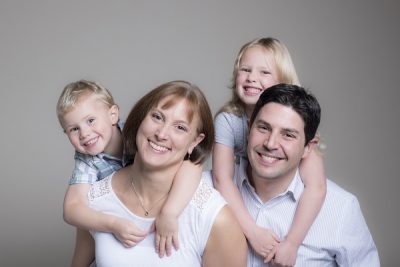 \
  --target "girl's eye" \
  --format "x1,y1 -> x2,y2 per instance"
261,70 -> 271,75
88,118 -> 95,124
239,67 -> 250,72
